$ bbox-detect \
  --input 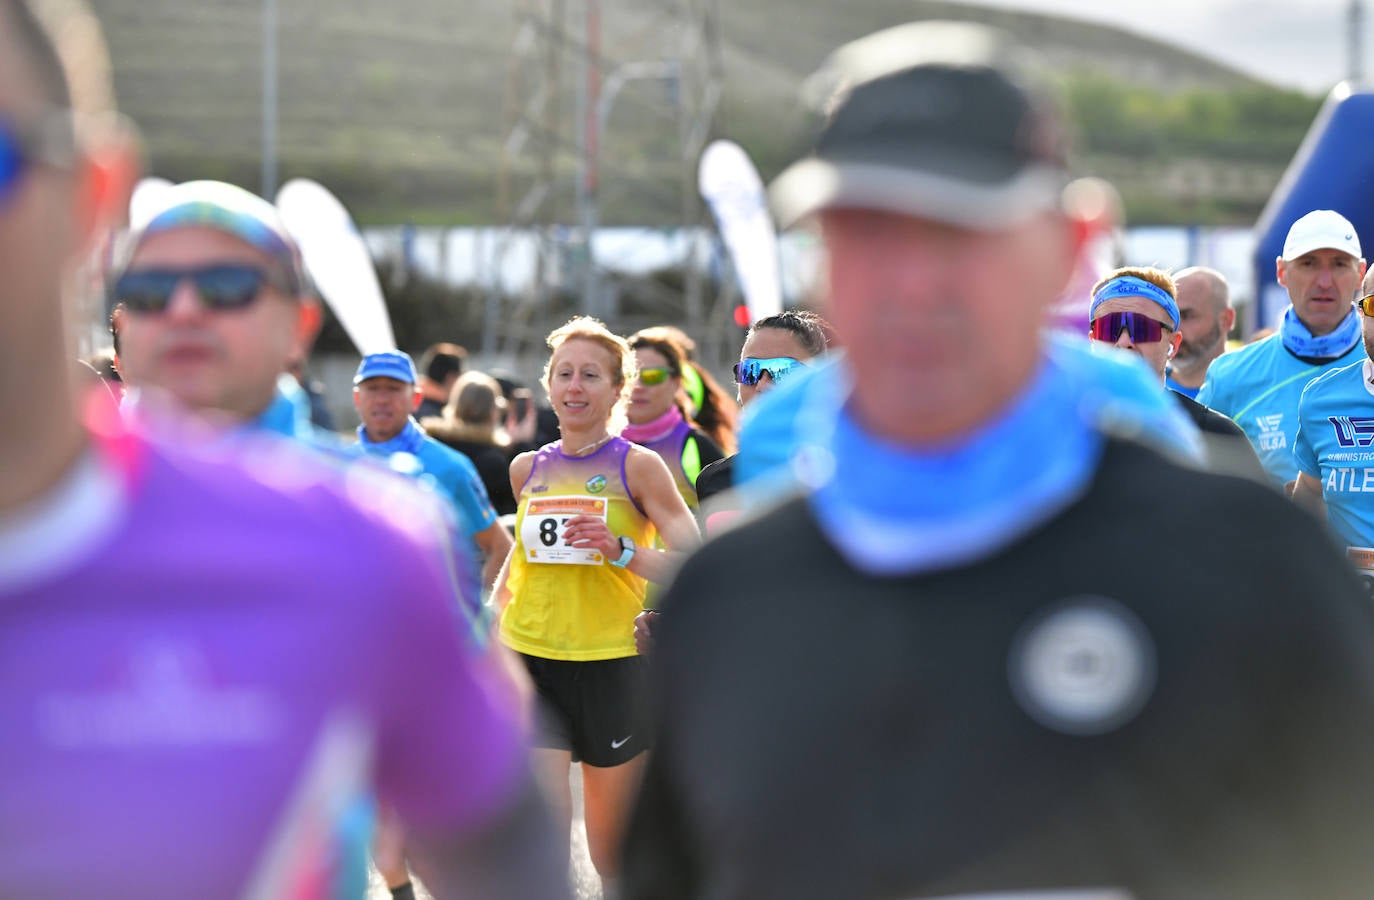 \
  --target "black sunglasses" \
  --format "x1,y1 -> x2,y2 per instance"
109,264 -> 295,314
